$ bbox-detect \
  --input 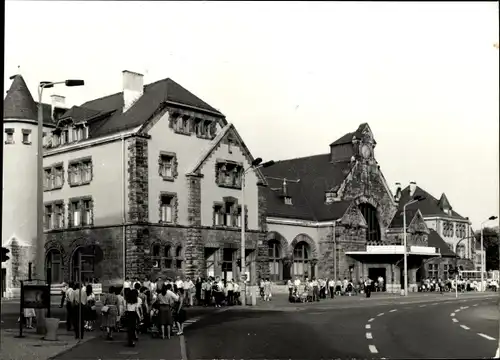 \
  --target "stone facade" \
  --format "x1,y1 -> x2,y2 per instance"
185,174 -> 203,278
